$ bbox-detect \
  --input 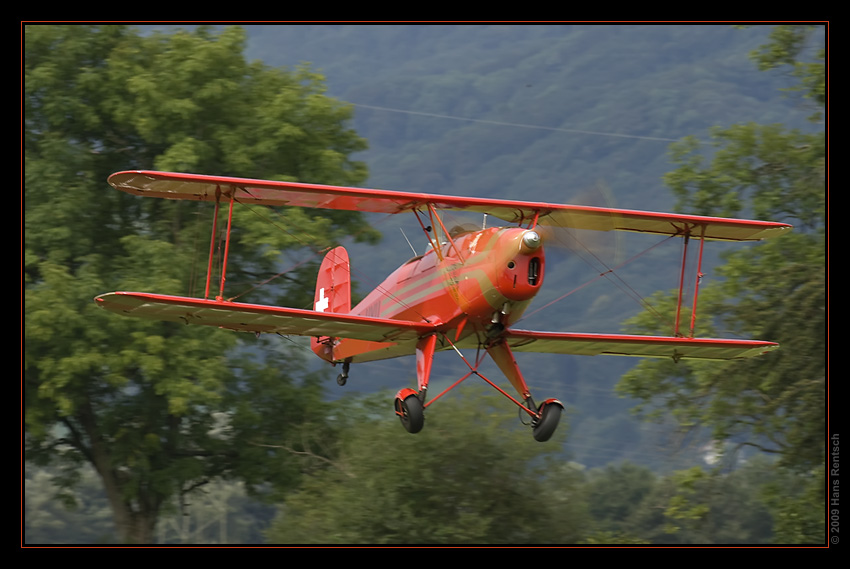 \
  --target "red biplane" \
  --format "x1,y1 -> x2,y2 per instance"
95,171 -> 791,441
